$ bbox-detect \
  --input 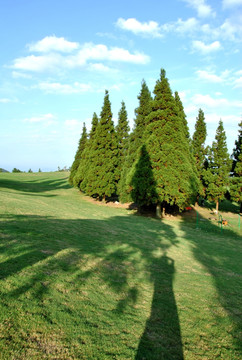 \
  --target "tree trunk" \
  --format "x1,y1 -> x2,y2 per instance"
240,202 -> 242,214
162,204 -> 166,217
156,203 -> 161,219
216,200 -> 219,213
